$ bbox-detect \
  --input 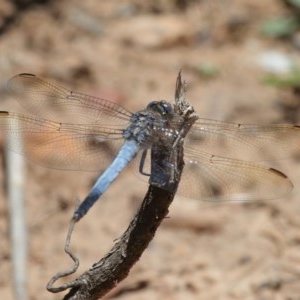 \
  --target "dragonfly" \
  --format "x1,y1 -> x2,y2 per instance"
1,72 -> 300,222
